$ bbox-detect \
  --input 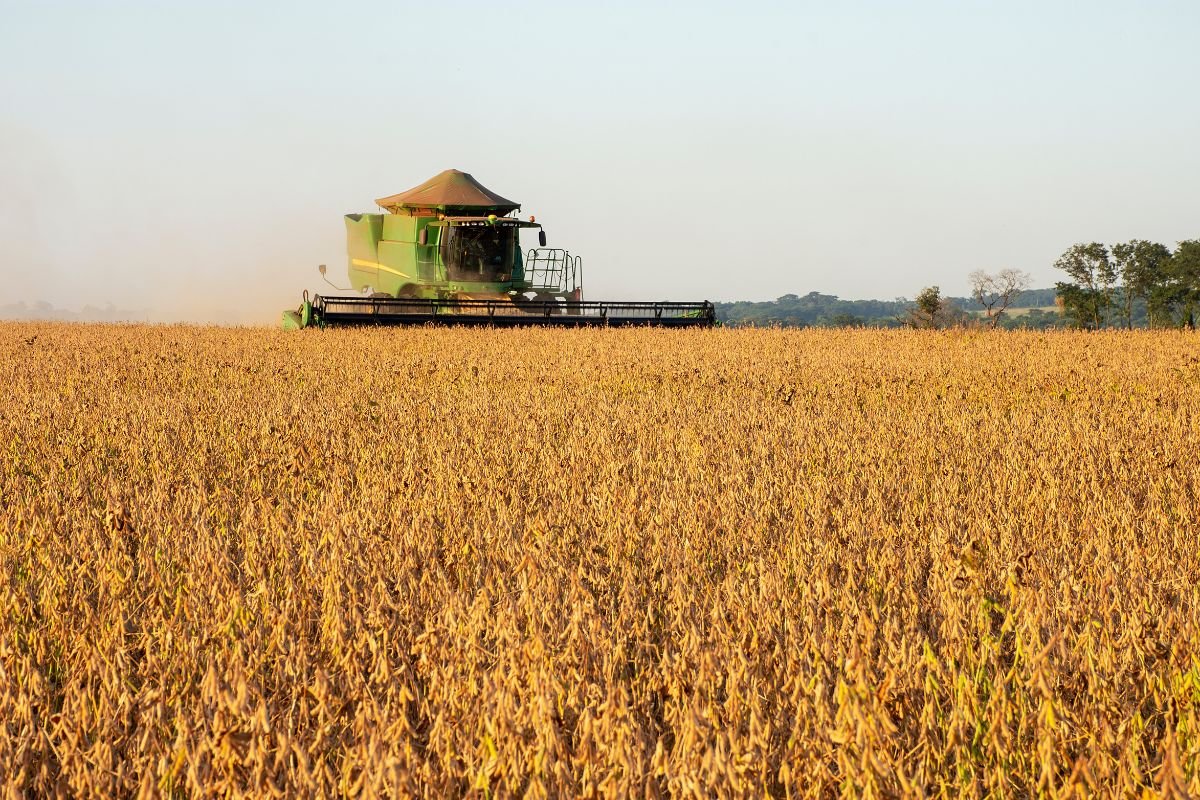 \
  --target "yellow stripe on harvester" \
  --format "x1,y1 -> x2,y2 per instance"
351,259 -> 411,279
